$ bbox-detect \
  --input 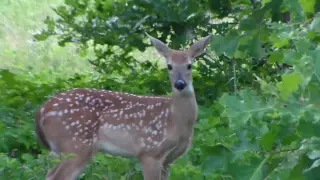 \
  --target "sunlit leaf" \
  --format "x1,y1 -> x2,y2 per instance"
276,72 -> 303,99
299,0 -> 316,15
